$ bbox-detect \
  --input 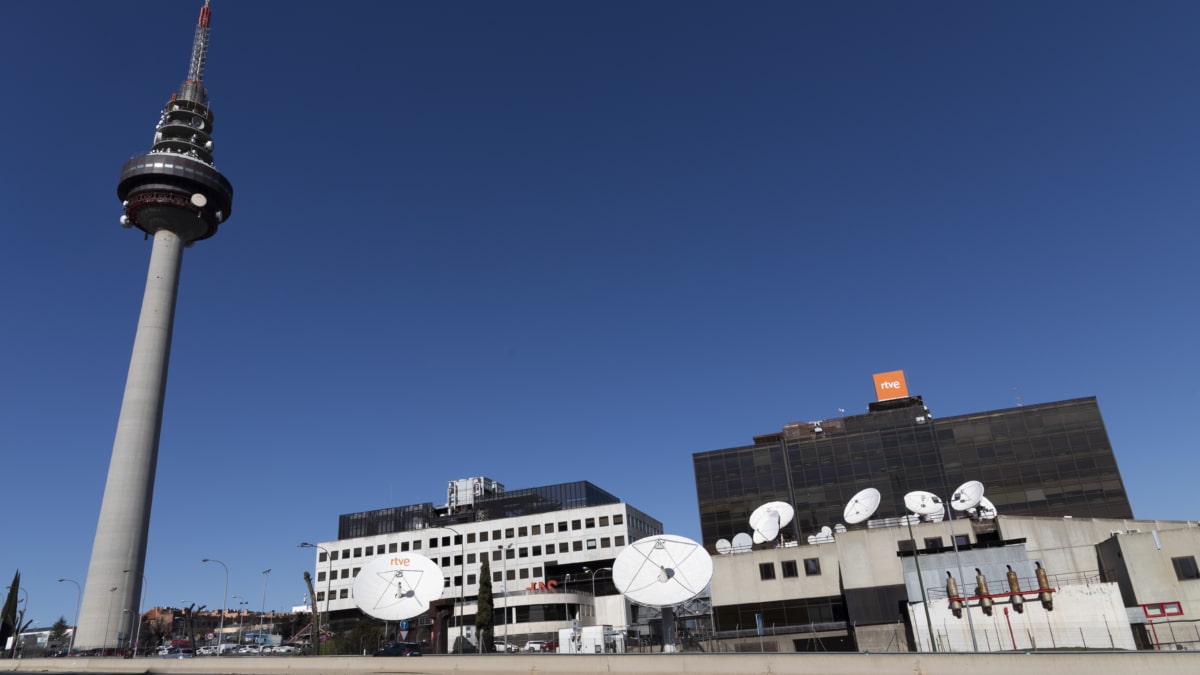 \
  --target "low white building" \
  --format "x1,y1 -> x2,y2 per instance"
304,477 -> 663,651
